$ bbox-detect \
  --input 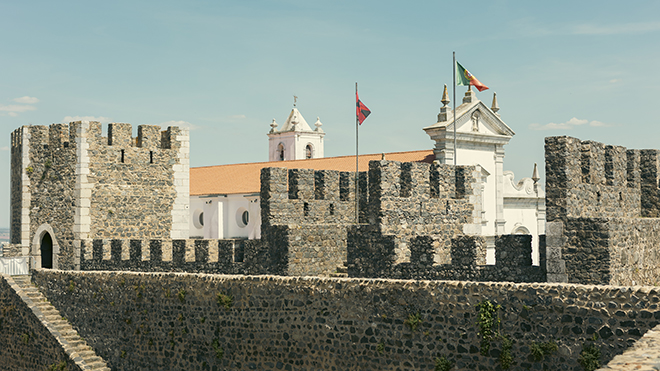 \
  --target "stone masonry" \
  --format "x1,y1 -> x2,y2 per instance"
29,269 -> 660,371
545,136 -> 660,285
10,122 -> 189,270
